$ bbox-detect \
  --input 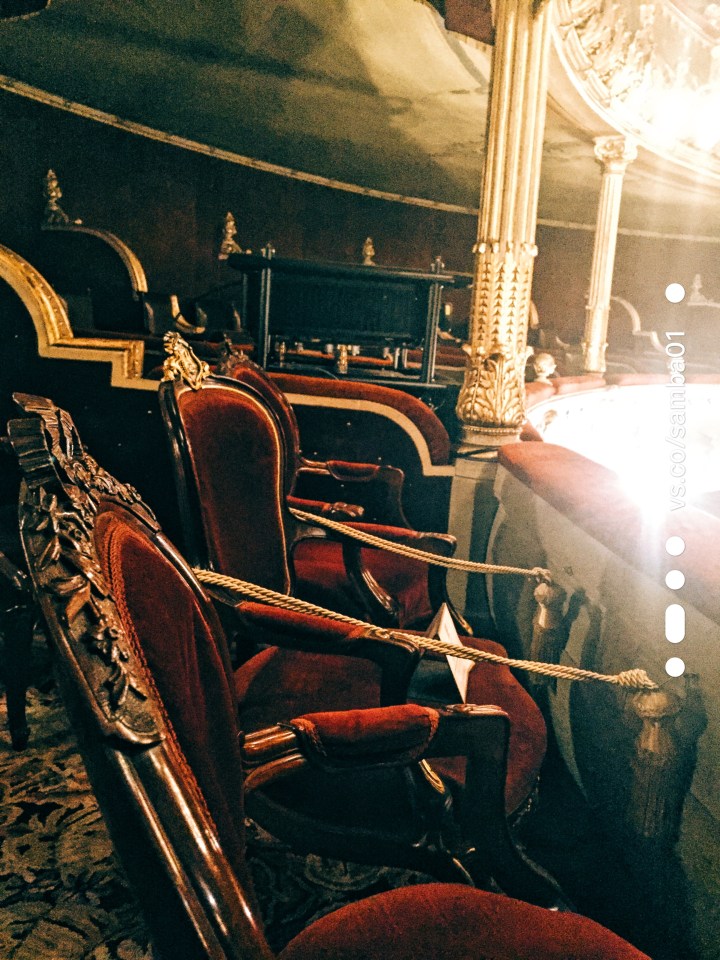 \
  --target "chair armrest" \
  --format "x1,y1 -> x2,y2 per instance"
287,495 -> 364,521
295,460 -> 409,527
240,702 -> 505,787
241,702 -> 562,906
233,601 -> 421,705
333,521 -> 457,557
324,522 -> 471,634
